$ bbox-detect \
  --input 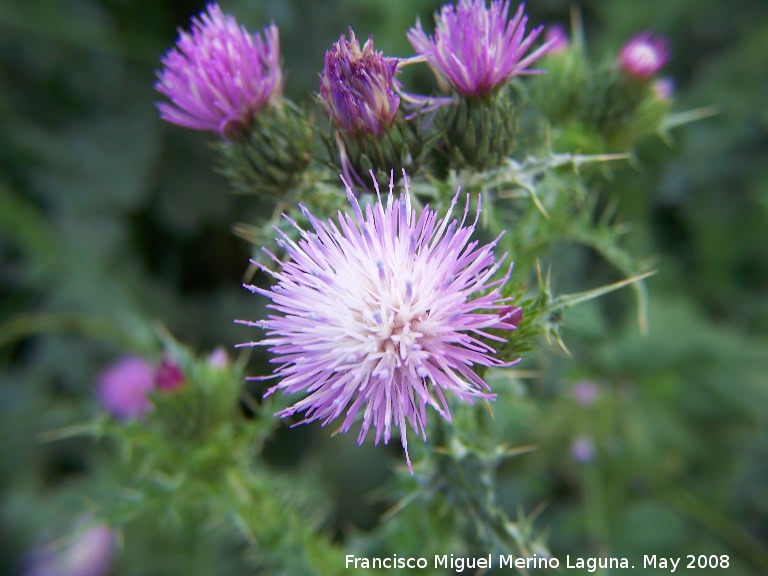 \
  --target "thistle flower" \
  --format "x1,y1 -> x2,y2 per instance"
407,0 -> 554,97
155,3 -> 283,138
319,29 -> 400,138
237,171 -> 521,473
619,31 -> 669,79
97,356 -> 155,419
